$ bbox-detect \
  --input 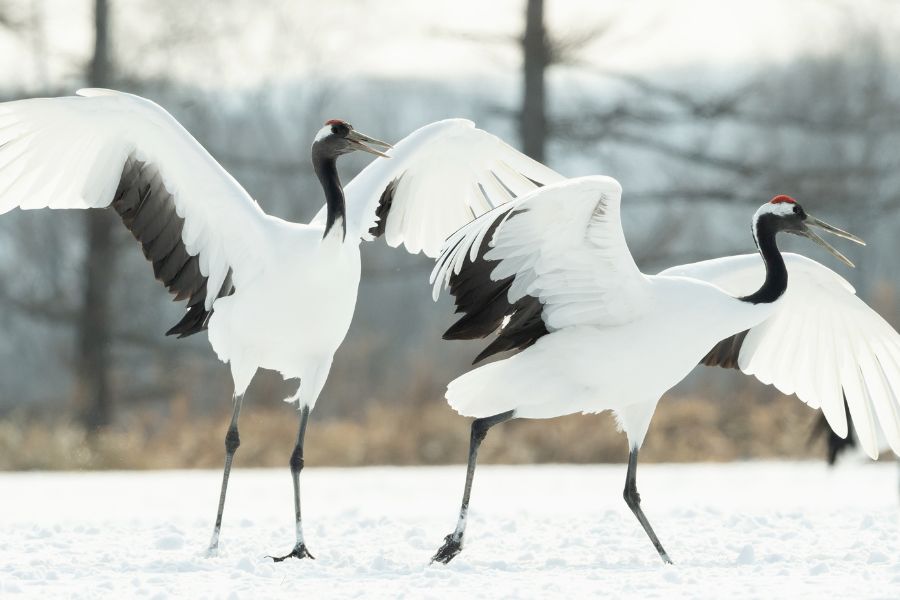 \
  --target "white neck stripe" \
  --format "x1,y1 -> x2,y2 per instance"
314,125 -> 332,142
